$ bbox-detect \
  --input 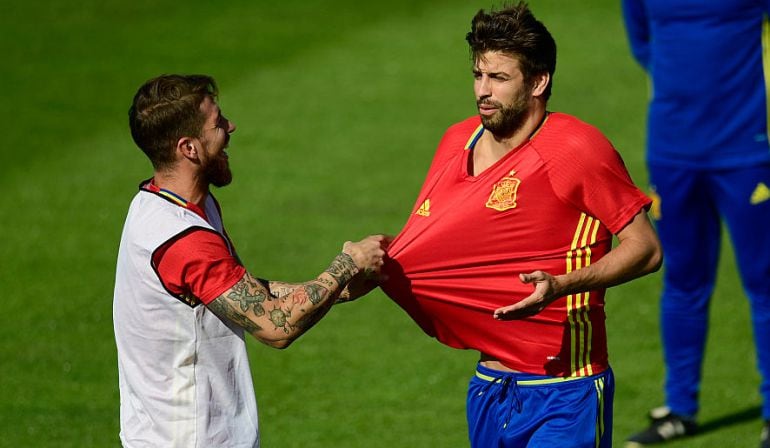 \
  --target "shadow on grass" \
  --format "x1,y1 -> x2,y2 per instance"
698,406 -> 762,435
